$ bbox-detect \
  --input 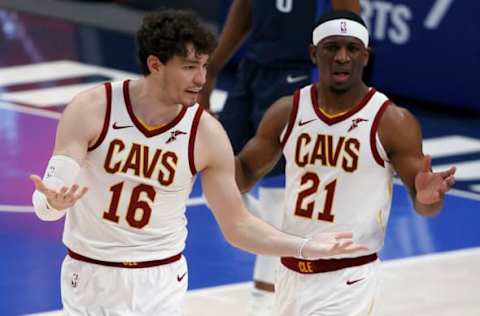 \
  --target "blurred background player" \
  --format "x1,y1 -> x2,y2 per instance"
234,10 -> 456,315
199,1 -> 360,315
